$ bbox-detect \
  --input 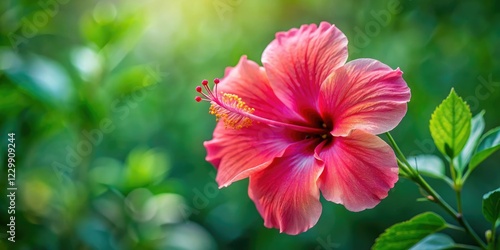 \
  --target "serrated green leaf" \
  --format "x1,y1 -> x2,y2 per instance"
470,127 -> 500,171
372,212 -> 447,250
408,155 -> 448,181
409,234 -> 455,250
482,188 -> 500,224
455,111 -> 485,171
429,88 -> 471,160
